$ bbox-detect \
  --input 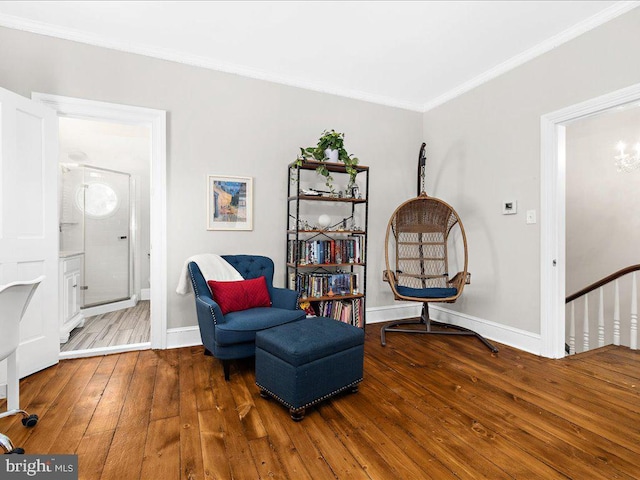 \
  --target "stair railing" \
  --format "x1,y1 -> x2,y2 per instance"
565,264 -> 639,354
